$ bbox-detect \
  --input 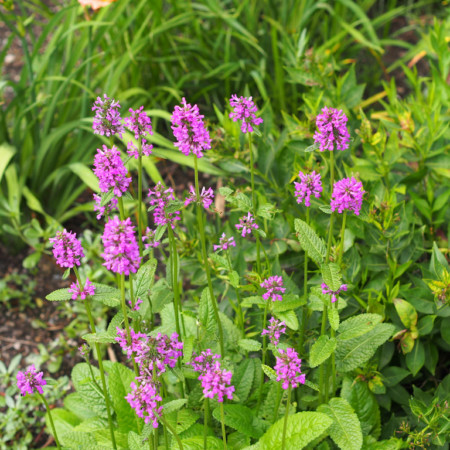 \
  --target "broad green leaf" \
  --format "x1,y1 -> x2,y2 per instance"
272,294 -> 306,313
294,219 -> 326,266
261,364 -> 277,382
318,398 -> 363,450
239,339 -> 262,352
417,315 -> 436,336
234,359 -> 256,402
46,288 -> 72,301
83,332 -> 117,345
393,298 -> 417,329
258,412 -> 333,449
274,310 -> 298,330
199,287 -> 218,339
328,307 -> 340,331
310,336 -> 337,368
212,404 -> 262,438
0,143 -> 15,182
172,436 -> 224,449
150,279 -> 173,314
45,408 -> 81,438
68,162 -> 100,192
128,431 -> 143,450
166,408 -> 199,434
341,378 -> 381,437
406,340 -> 425,376
241,296 -> 266,307
91,283 -> 121,307
133,258 -> 157,298
60,431 -> 97,447
338,314 -> 383,341
163,399 -> 187,414
229,271 -> 240,288
430,241 -> 449,279
321,263 -> 342,292
382,366 -> 410,387
64,393 -> 97,420
336,323 -> 395,372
